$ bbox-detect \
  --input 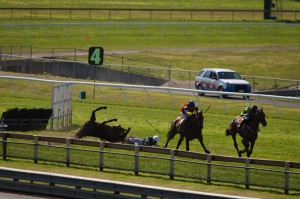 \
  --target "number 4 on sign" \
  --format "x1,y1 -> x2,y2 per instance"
88,47 -> 104,65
